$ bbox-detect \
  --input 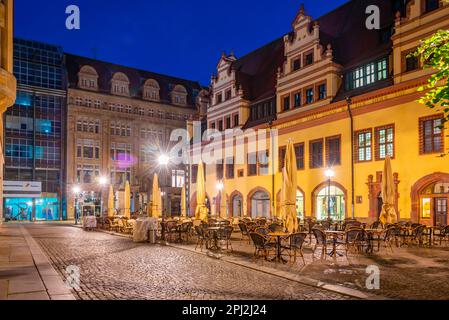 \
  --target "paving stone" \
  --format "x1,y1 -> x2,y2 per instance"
24,224 -> 347,300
